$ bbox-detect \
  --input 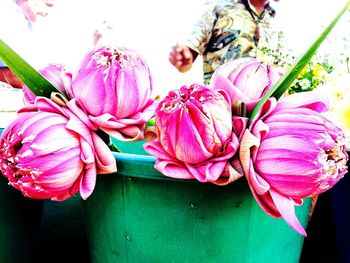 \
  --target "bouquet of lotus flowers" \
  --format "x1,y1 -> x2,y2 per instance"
0,1 -> 349,238
0,46 -> 157,201
144,57 -> 348,236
